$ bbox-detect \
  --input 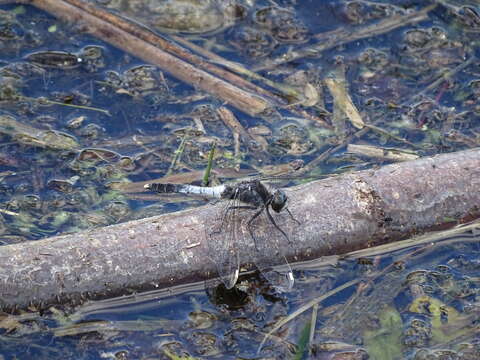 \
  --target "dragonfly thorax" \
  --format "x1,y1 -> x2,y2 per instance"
219,180 -> 287,211
238,180 -> 288,213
